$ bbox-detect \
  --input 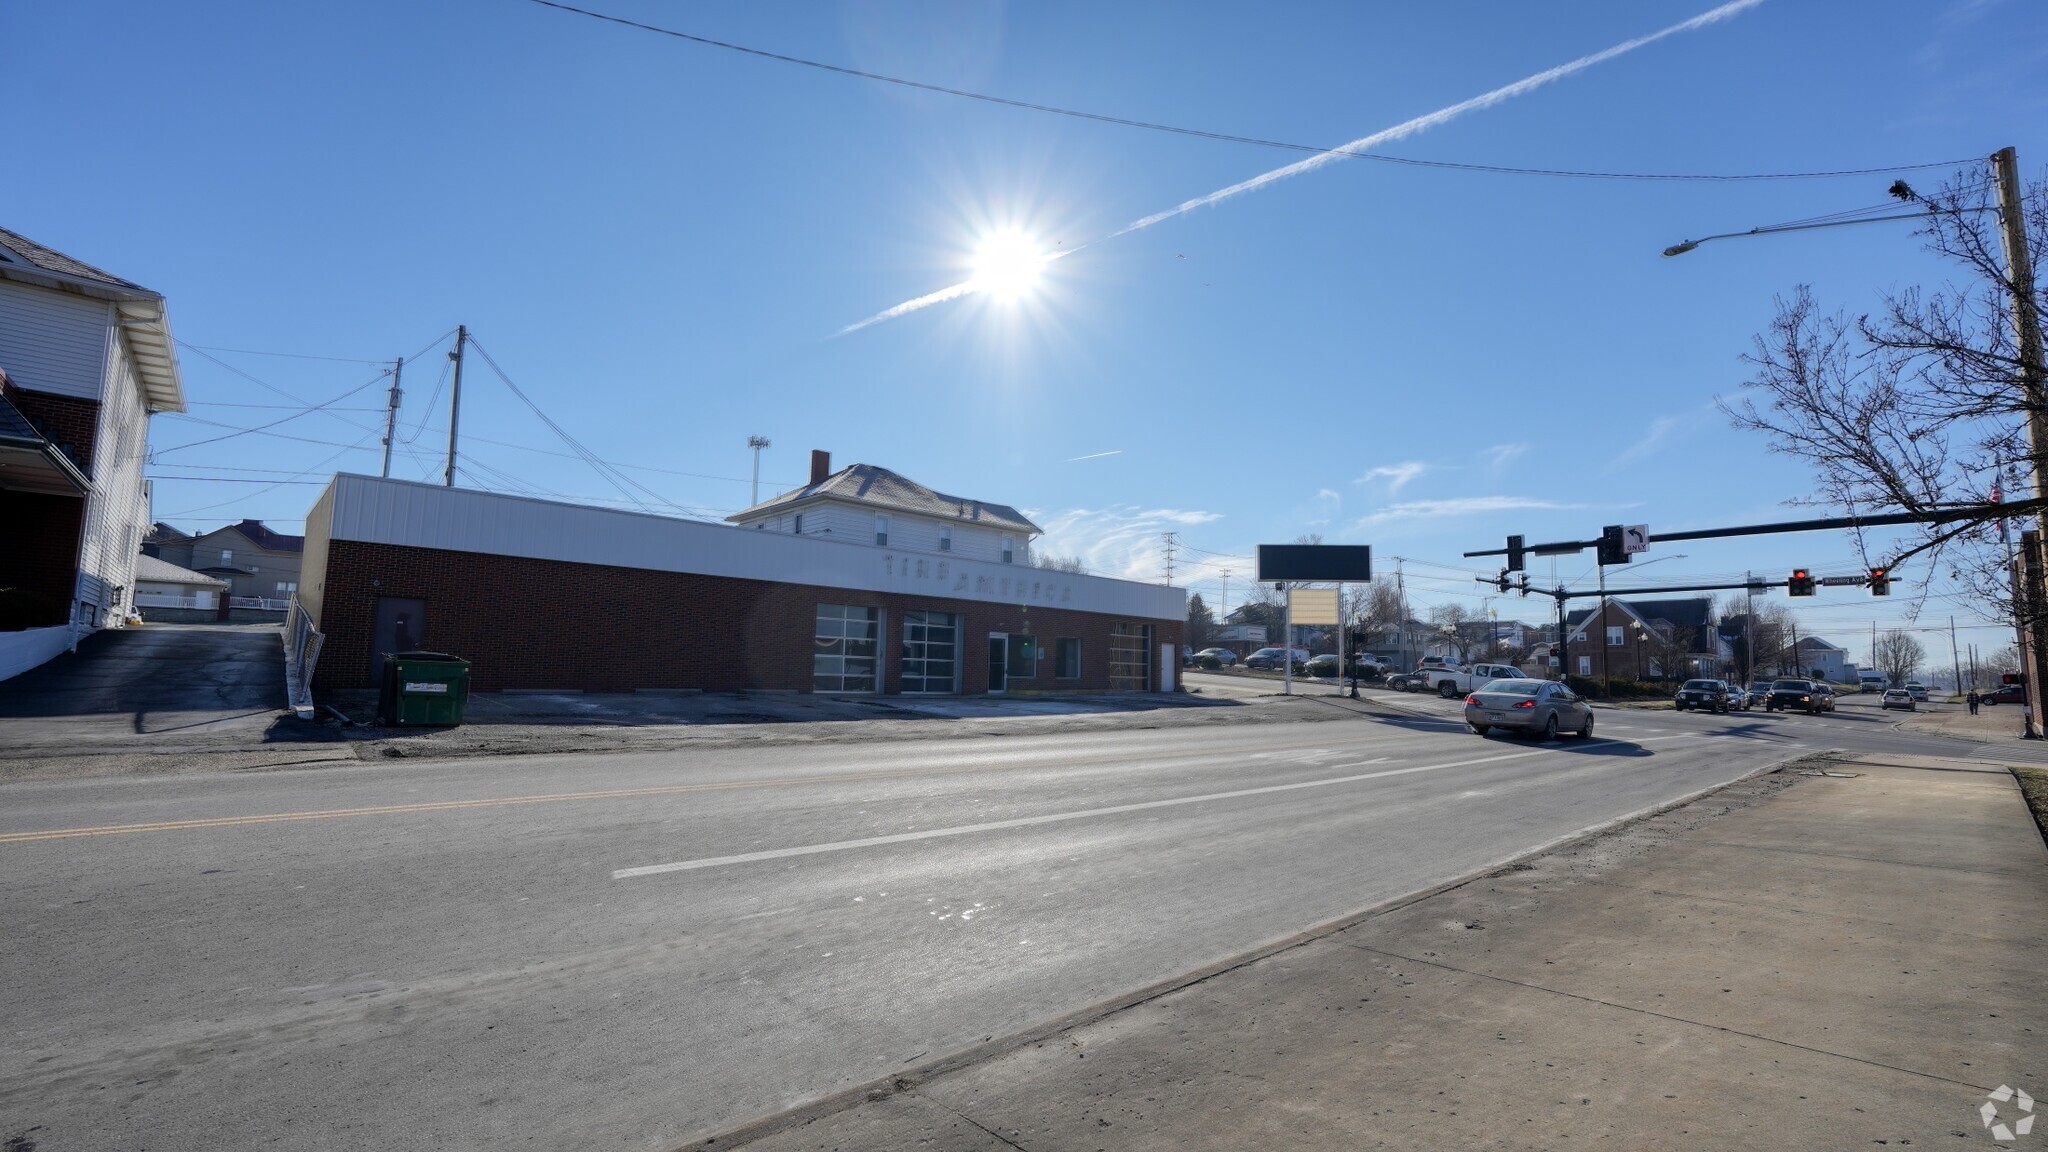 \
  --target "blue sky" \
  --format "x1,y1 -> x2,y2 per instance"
8,0 -> 2047,667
